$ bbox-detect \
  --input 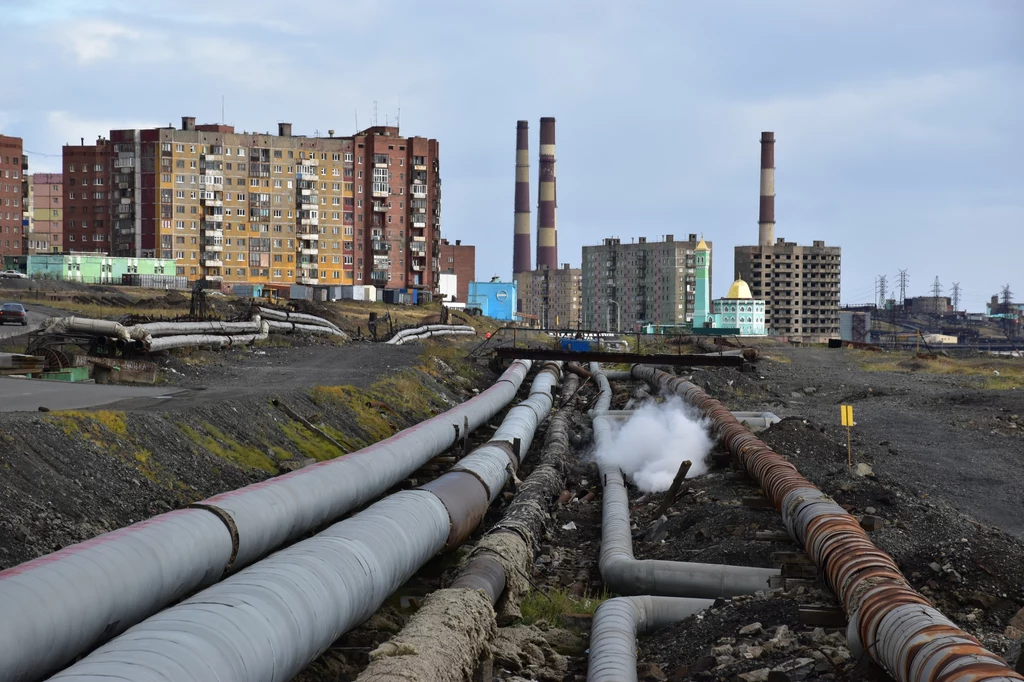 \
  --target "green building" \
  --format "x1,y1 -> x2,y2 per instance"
26,254 -> 176,283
